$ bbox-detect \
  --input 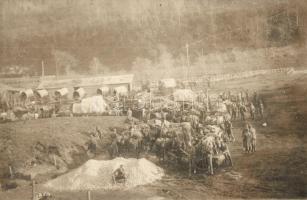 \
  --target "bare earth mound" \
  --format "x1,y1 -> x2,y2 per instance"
44,158 -> 164,191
